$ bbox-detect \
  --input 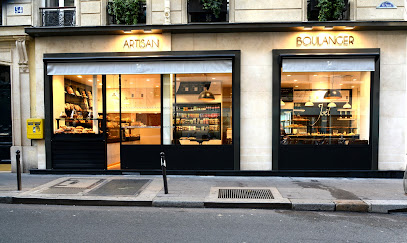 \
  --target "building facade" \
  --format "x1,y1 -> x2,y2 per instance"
2,0 -> 407,173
